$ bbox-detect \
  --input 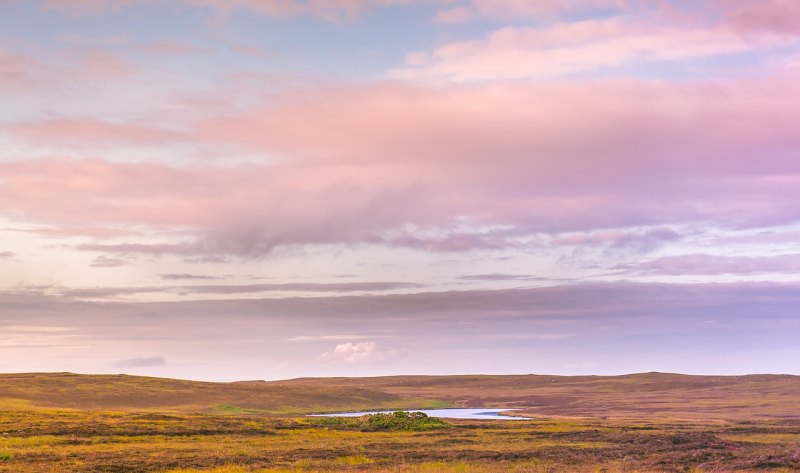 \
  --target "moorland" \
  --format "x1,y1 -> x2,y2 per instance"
1,372 -> 799,472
